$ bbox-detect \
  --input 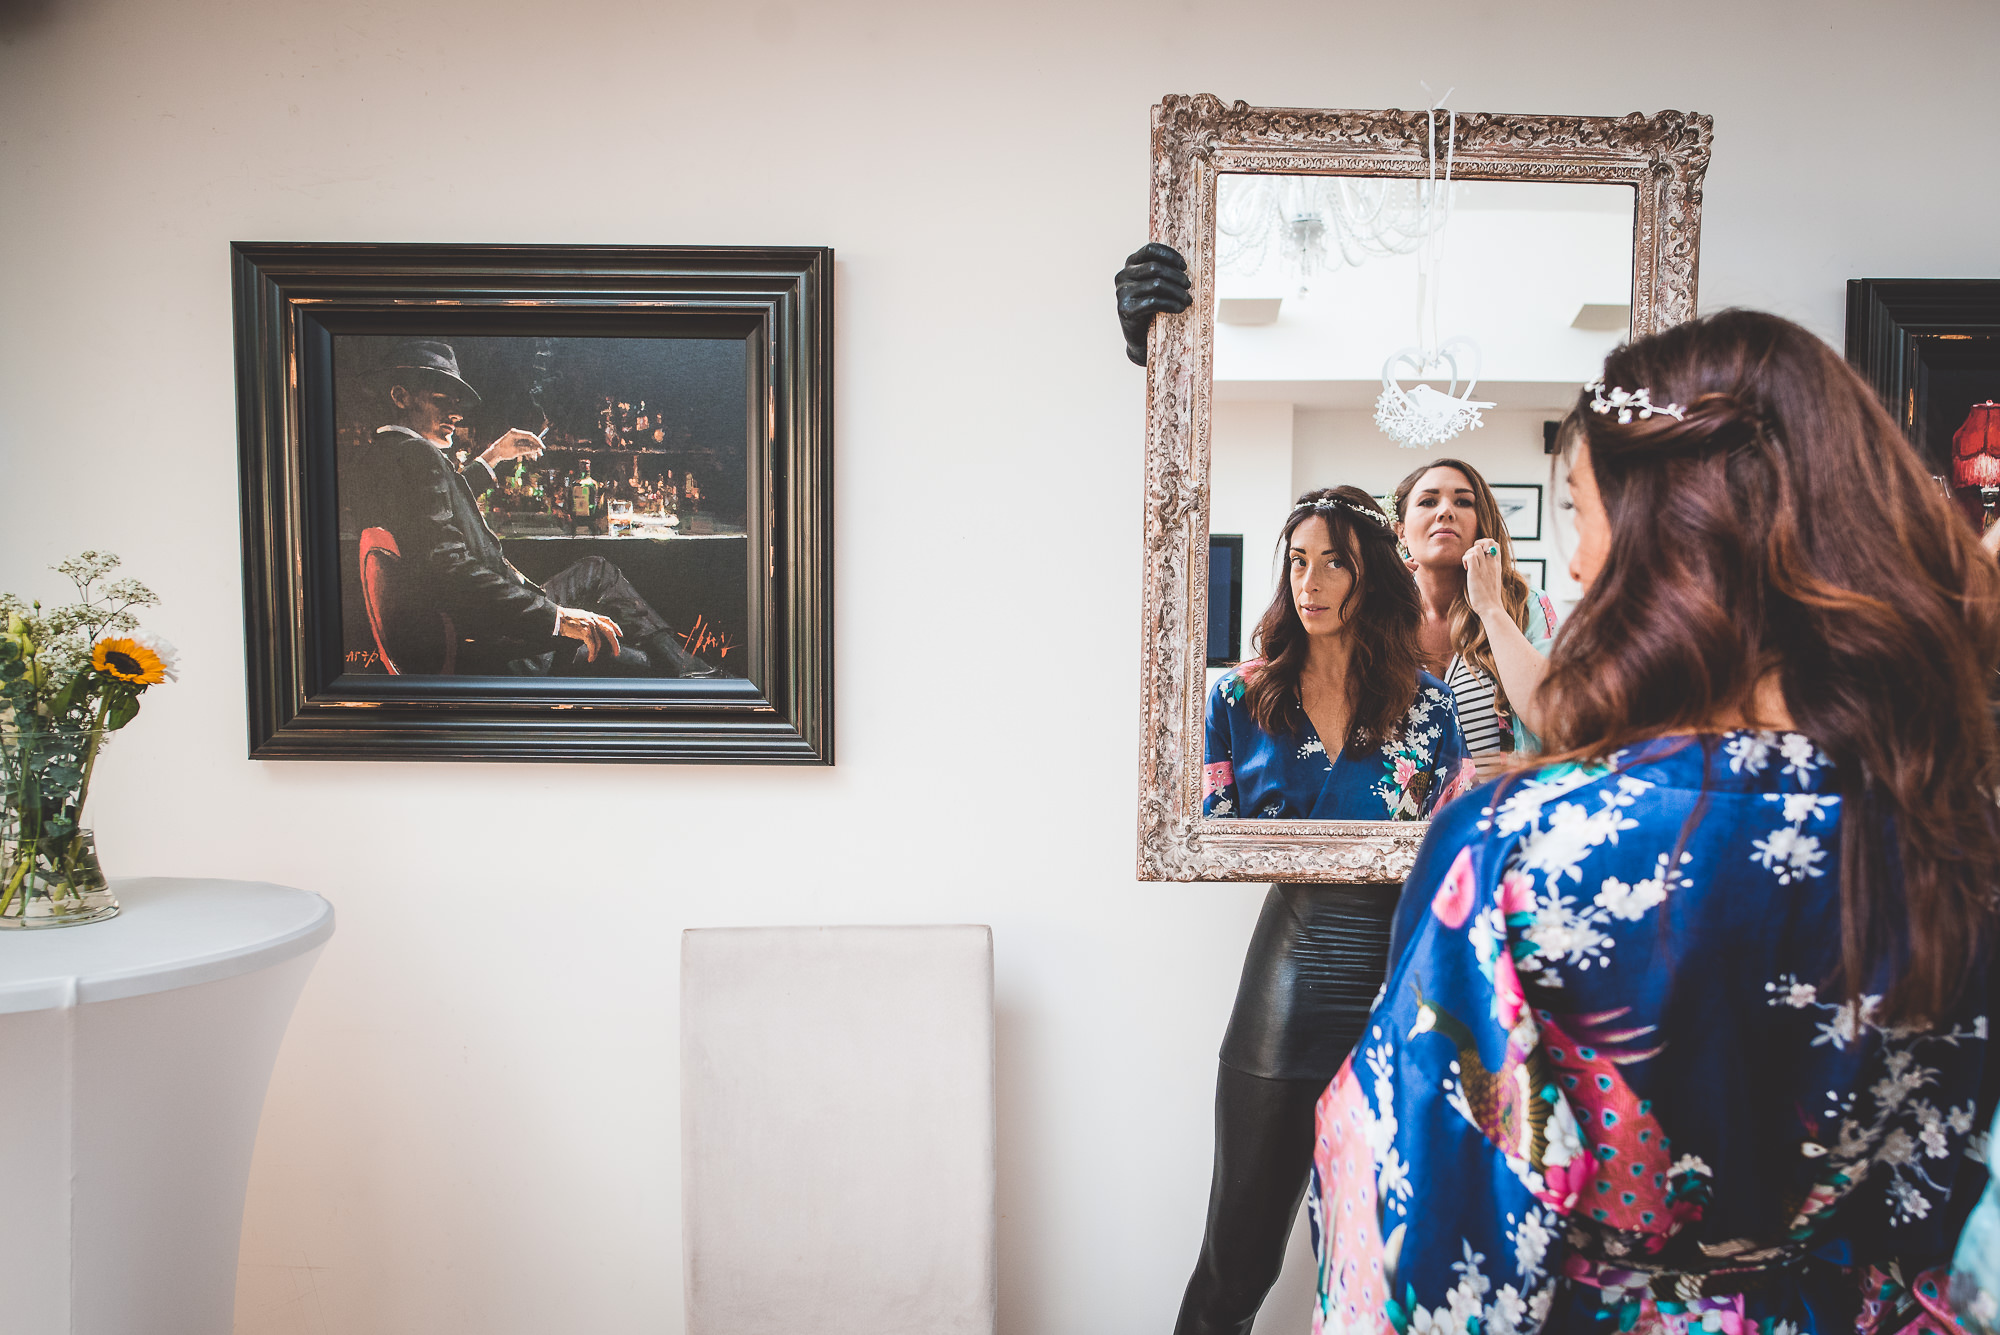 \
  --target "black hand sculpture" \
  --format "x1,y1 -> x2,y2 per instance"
1115,242 -> 1192,366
